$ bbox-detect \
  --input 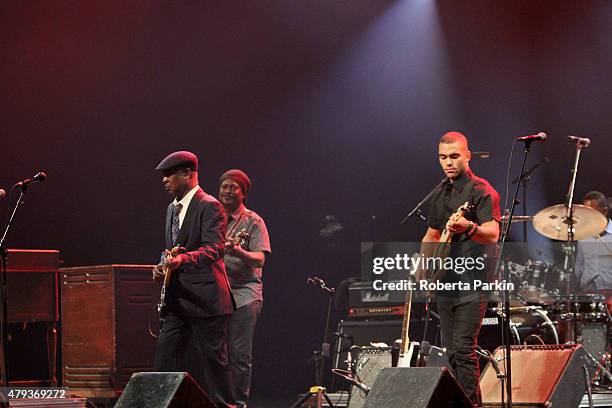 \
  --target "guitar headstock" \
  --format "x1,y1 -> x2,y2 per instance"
458,201 -> 474,214
443,201 -> 476,237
